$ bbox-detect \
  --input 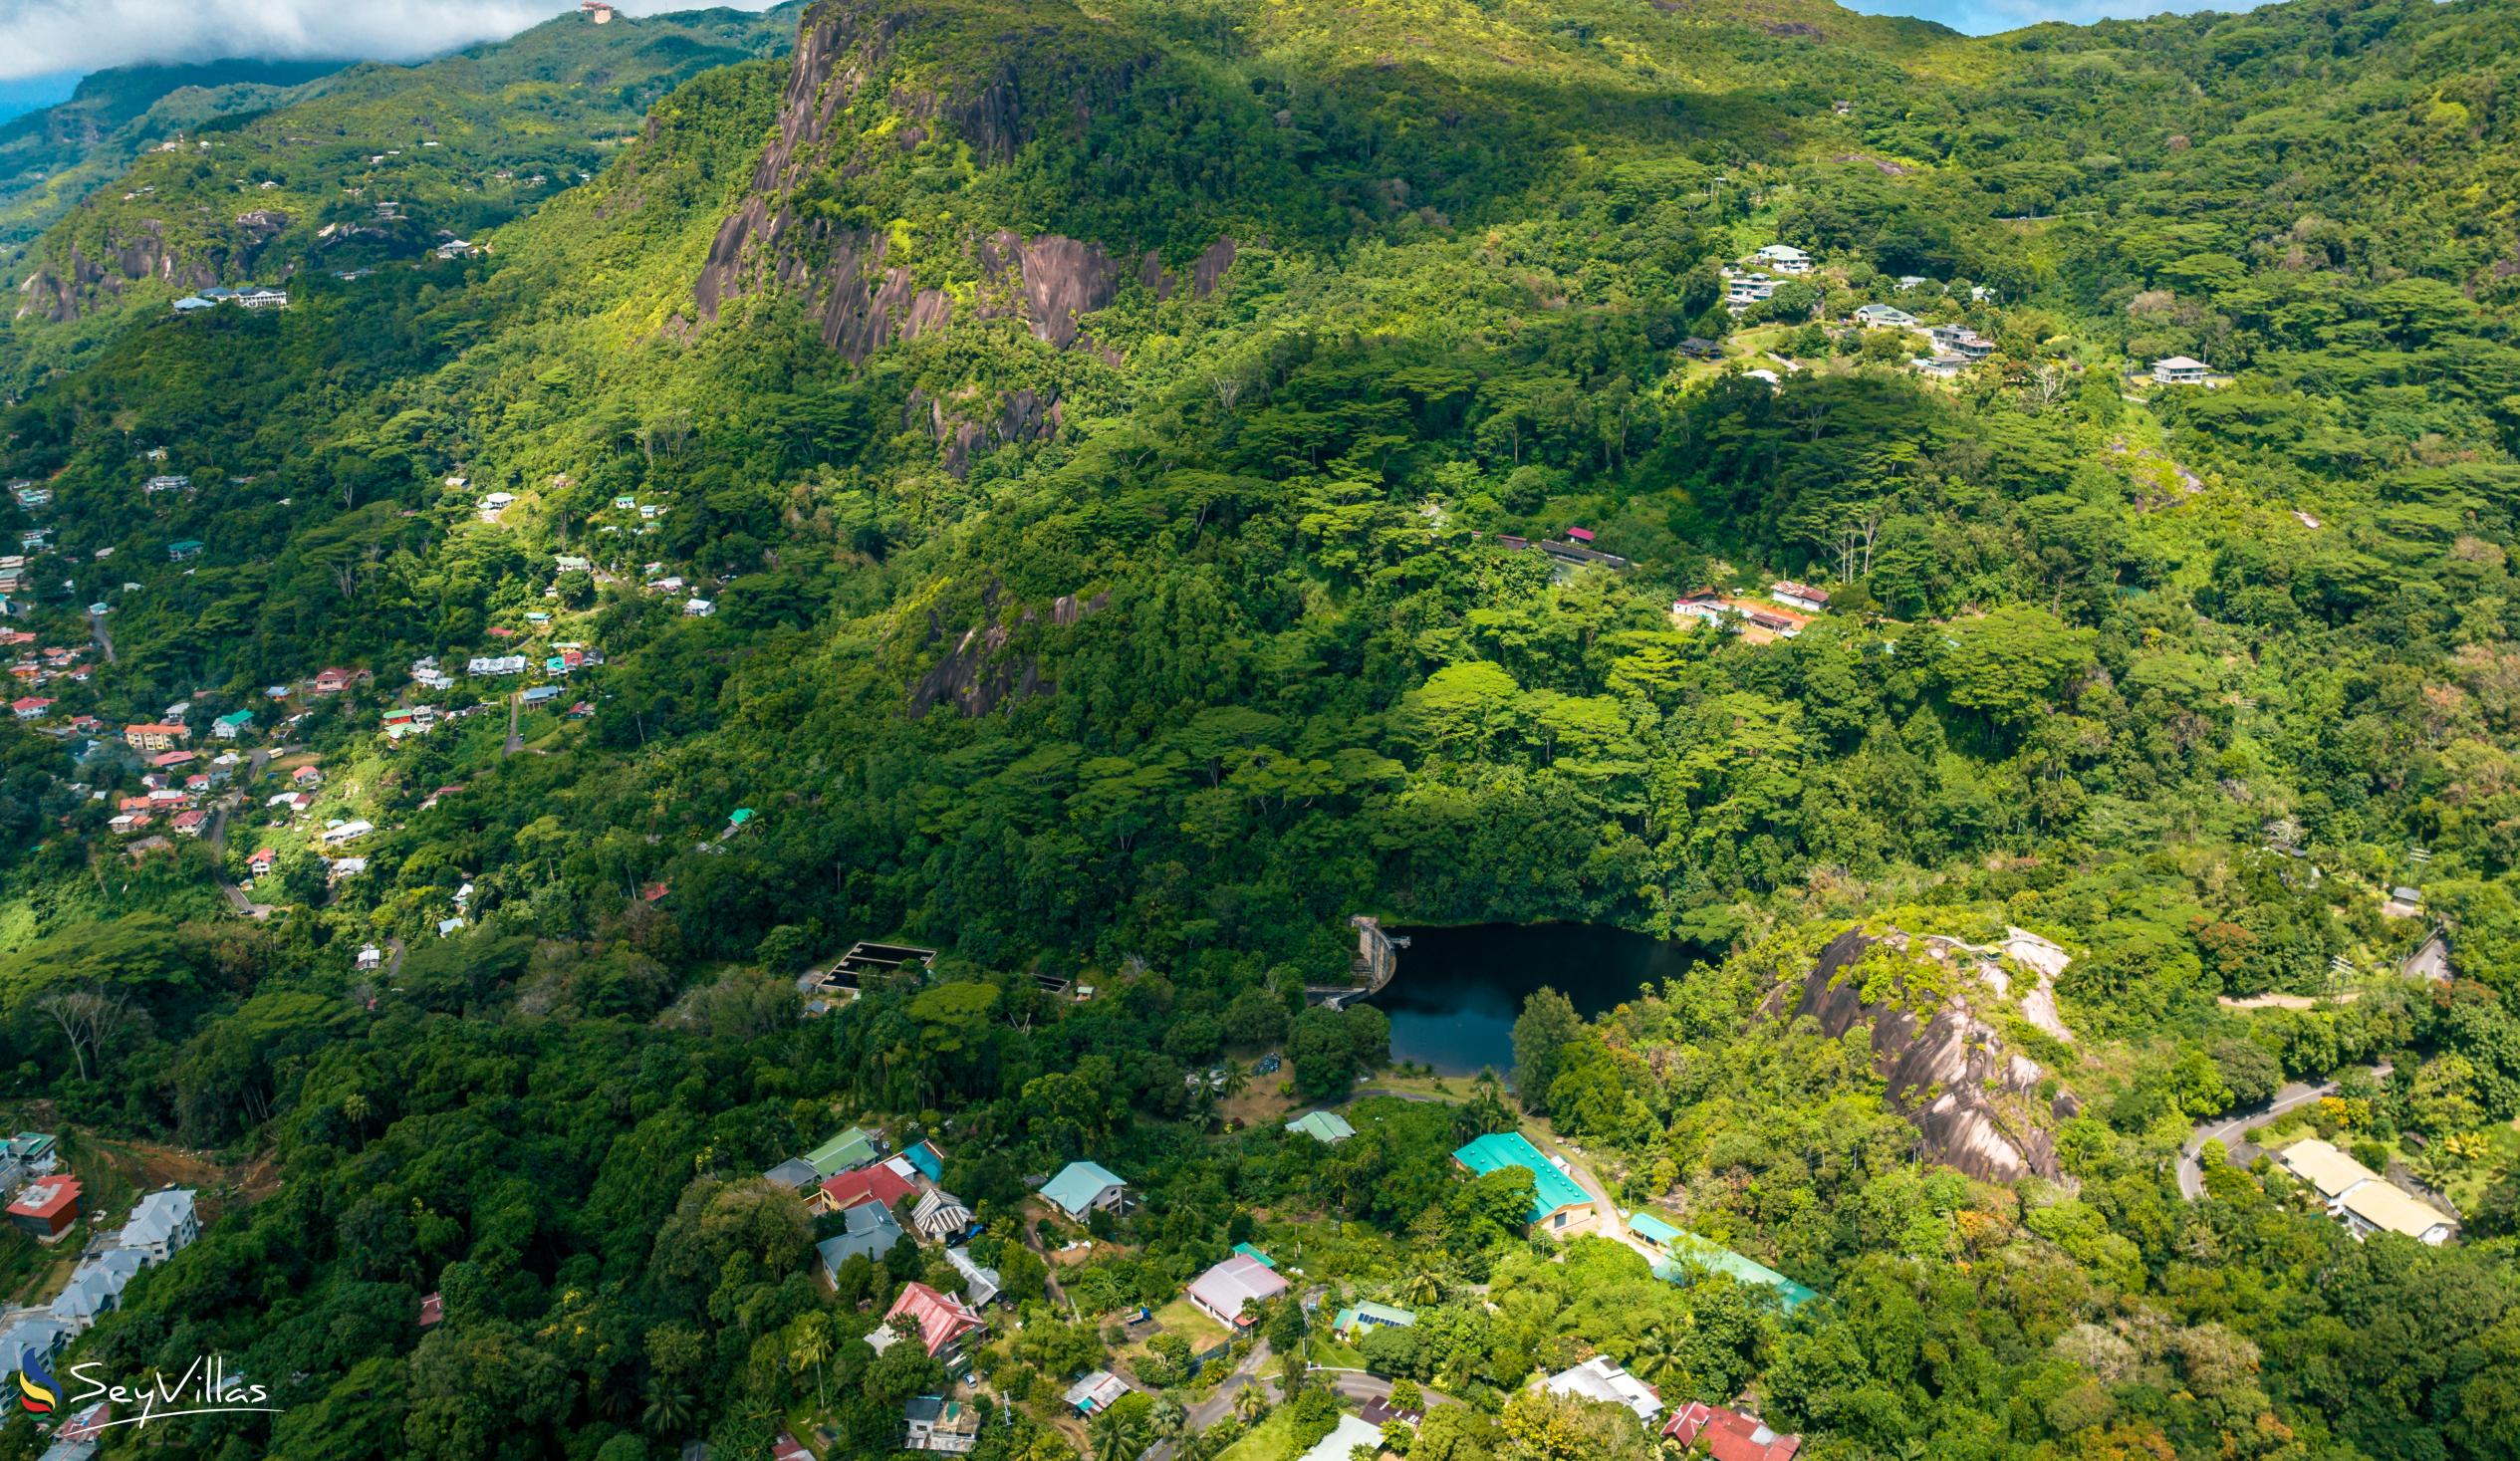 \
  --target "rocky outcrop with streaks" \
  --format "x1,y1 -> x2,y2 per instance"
690,0 -> 1236,373
15,222 -> 219,322
1771,925 -> 2082,1185
907,586 -> 1110,718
